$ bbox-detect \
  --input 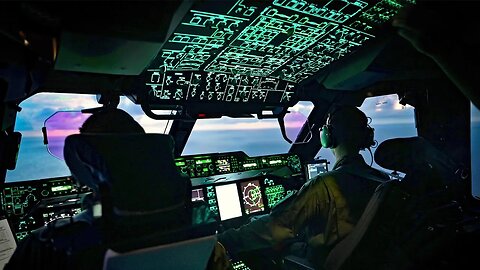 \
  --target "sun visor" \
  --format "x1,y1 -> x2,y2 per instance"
54,32 -> 161,75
